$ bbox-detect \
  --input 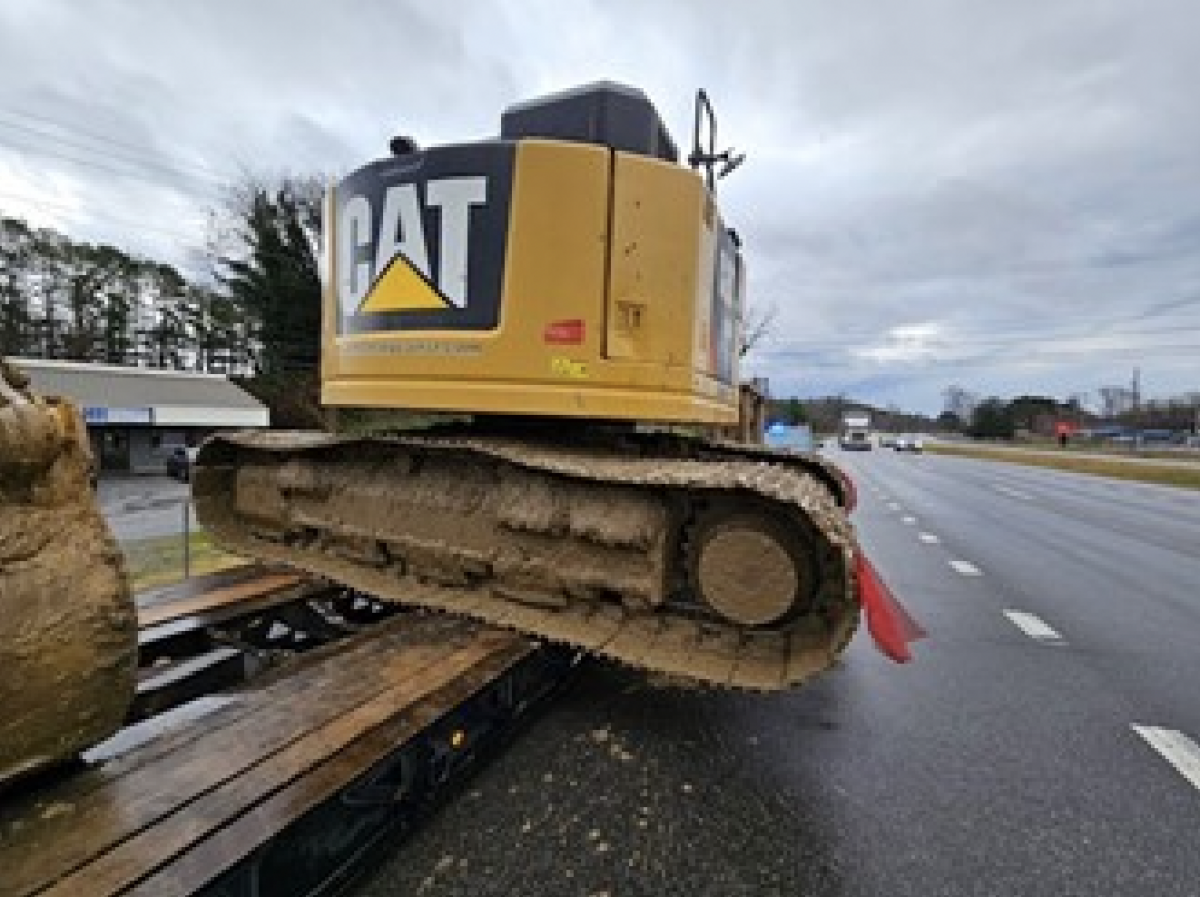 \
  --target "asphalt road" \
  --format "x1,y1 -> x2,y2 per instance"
340,449 -> 1200,896
97,475 -> 197,543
